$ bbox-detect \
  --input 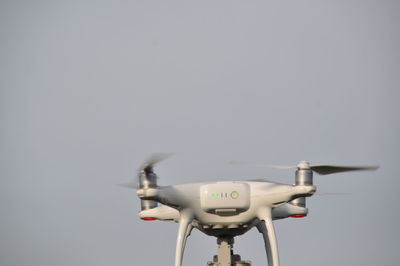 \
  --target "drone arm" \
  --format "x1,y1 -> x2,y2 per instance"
182,223 -> 193,253
175,209 -> 193,266
257,208 -> 280,266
